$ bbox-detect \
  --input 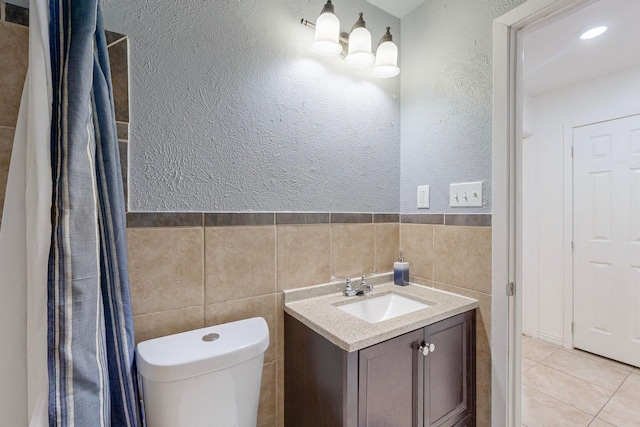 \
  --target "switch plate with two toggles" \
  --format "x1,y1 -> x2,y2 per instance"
449,182 -> 483,207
